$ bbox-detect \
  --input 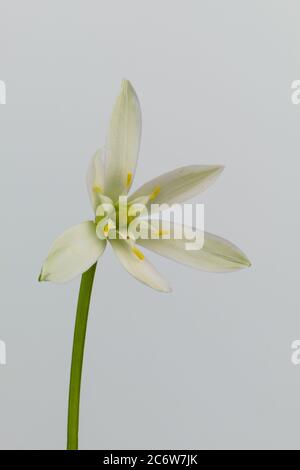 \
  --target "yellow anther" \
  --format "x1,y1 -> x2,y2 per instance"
93,184 -> 102,194
149,185 -> 161,201
132,246 -> 145,261
157,229 -> 169,237
103,223 -> 109,236
126,172 -> 133,187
